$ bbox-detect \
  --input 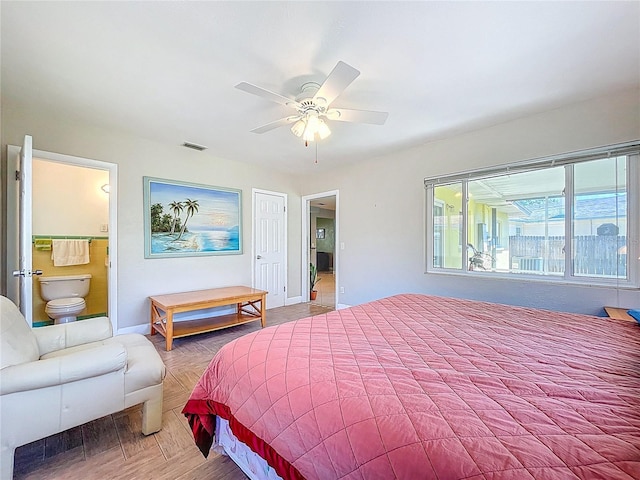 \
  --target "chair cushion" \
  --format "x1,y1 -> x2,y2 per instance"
42,333 -> 165,394
1,296 -> 40,369
2,343 -> 126,394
